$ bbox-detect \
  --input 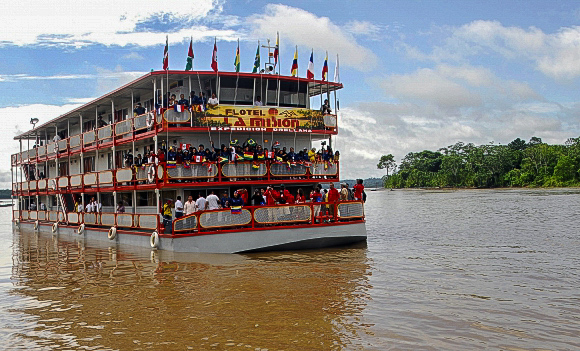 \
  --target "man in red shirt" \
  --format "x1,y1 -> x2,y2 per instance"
264,185 -> 279,206
327,183 -> 340,221
353,179 -> 365,201
280,185 -> 294,204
